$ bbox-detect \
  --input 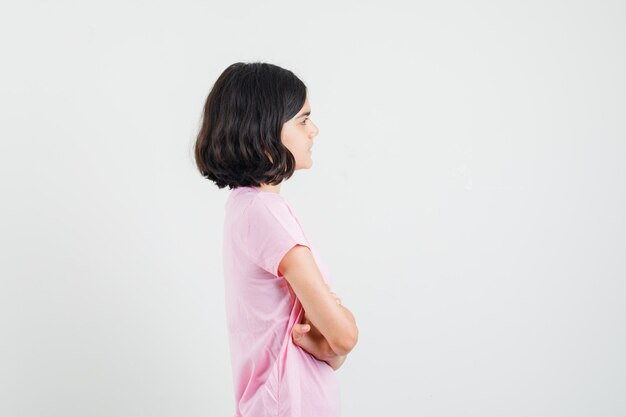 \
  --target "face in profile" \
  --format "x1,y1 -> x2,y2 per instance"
281,97 -> 319,170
